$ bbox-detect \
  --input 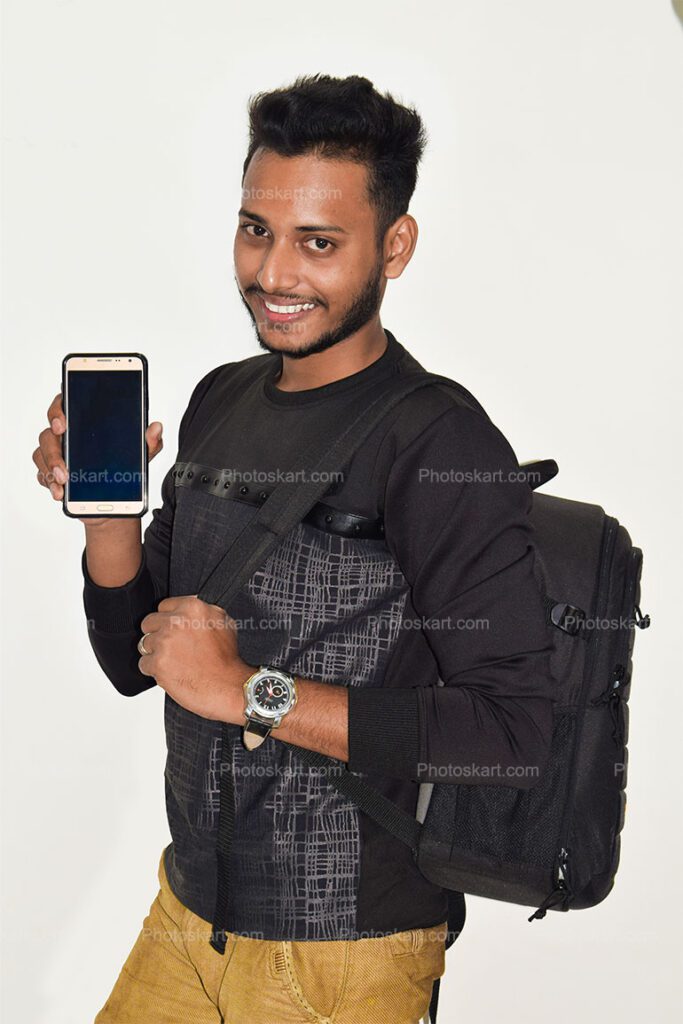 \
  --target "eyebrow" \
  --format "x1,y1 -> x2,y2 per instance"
238,208 -> 348,234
